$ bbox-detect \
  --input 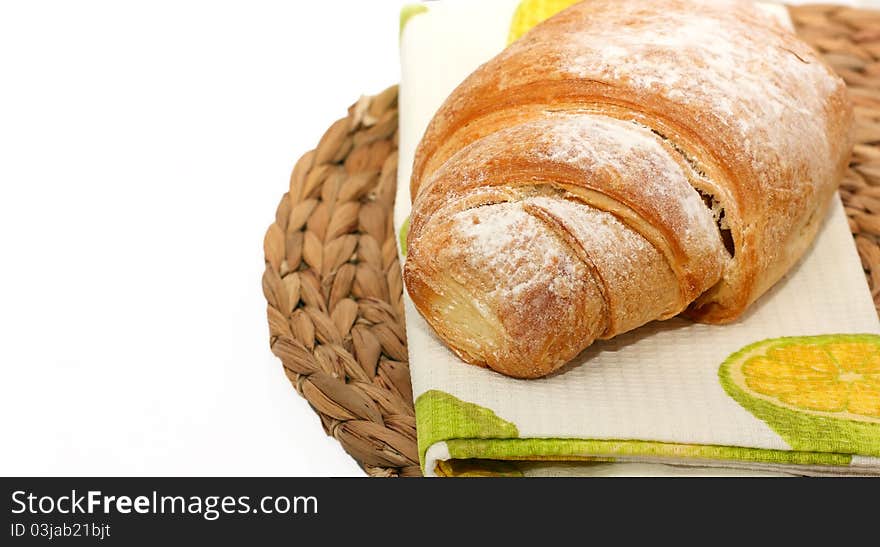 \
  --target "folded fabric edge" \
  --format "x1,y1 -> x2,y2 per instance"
400,4 -> 429,39
422,438 -> 880,477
